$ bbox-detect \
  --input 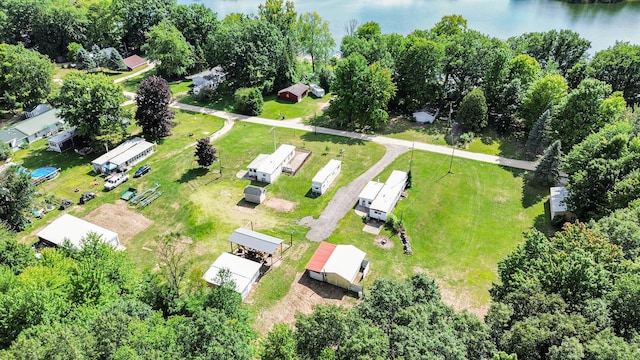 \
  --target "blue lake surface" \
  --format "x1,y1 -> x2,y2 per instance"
179,0 -> 640,52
